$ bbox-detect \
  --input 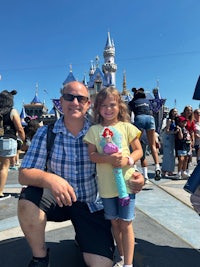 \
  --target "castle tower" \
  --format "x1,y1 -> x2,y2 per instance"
23,83 -> 48,119
63,65 -> 76,86
102,32 -> 117,86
